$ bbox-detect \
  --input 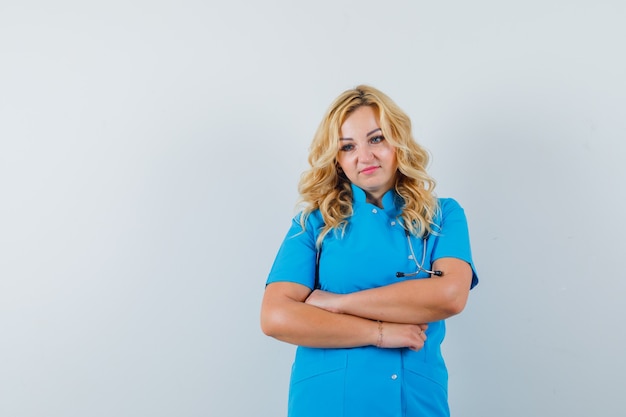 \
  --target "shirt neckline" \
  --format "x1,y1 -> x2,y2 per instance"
350,184 -> 403,217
